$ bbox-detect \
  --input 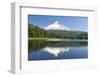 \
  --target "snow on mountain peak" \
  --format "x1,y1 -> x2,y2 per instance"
54,21 -> 59,25
44,21 -> 70,31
